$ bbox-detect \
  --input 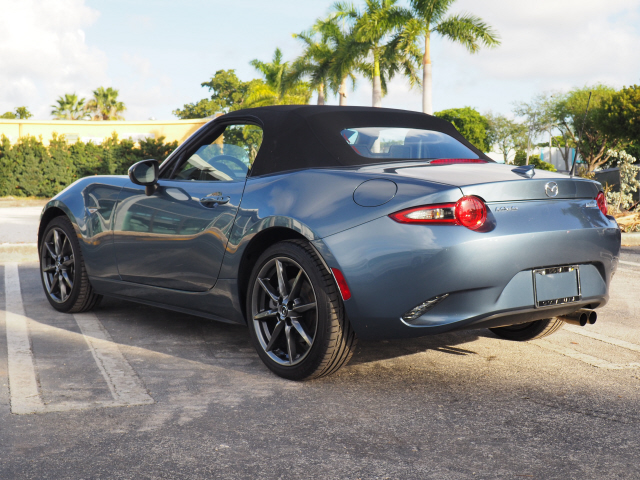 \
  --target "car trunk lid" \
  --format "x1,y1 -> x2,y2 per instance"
380,162 -> 600,202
